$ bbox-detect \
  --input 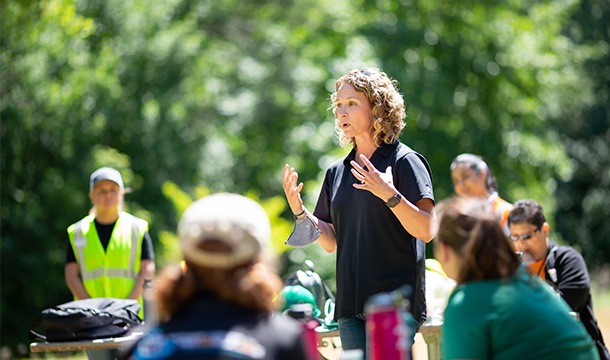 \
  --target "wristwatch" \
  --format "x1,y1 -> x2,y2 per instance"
385,192 -> 402,208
